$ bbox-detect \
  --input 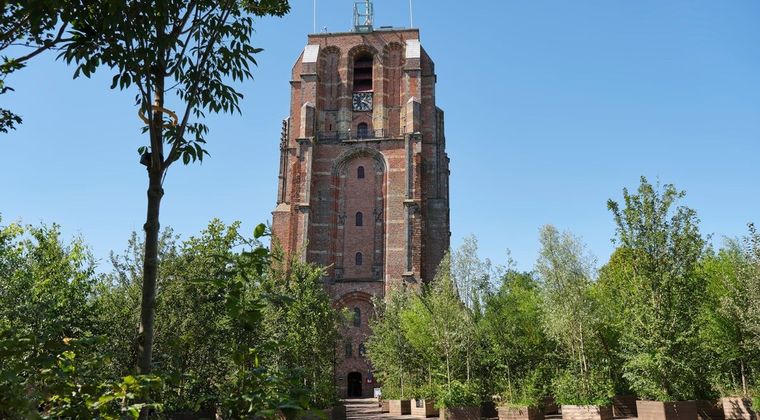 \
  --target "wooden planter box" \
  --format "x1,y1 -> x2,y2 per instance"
482,401 -> 498,418
380,400 -> 390,413
441,406 -> 482,420
389,399 -> 412,416
721,397 -> 756,420
296,406 -> 346,420
613,395 -> 638,418
696,399 -> 724,420
412,399 -> 439,417
498,405 -> 545,420
561,405 -> 613,420
636,400 -> 698,420
544,397 -> 560,415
